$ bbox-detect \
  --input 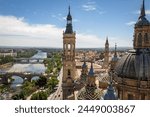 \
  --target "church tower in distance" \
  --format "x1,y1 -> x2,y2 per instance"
62,6 -> 76,100
103,37 -> 109,69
